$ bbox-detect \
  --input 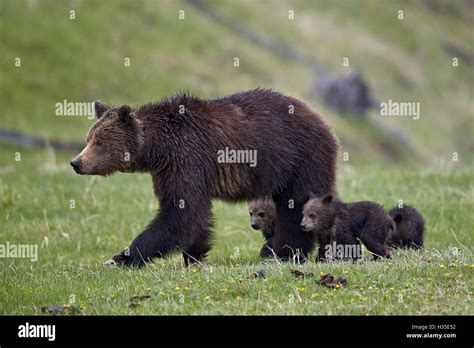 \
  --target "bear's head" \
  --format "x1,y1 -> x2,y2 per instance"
248,199 -> 276,231
387,210 -> 403,241
70,101 -> 144,176
300,193 -> 336,232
